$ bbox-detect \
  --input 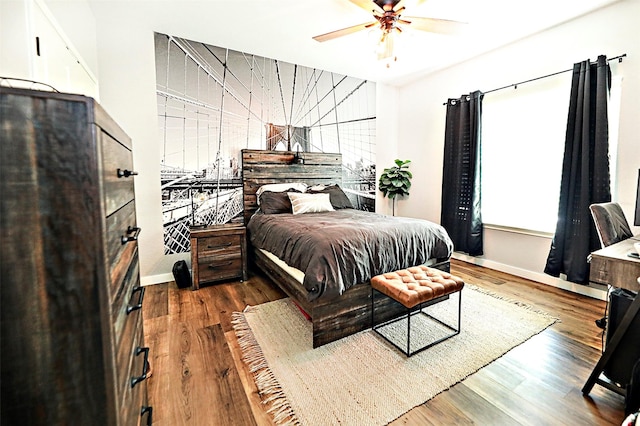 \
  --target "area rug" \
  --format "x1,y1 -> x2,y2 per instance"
232,286 -> 558,426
